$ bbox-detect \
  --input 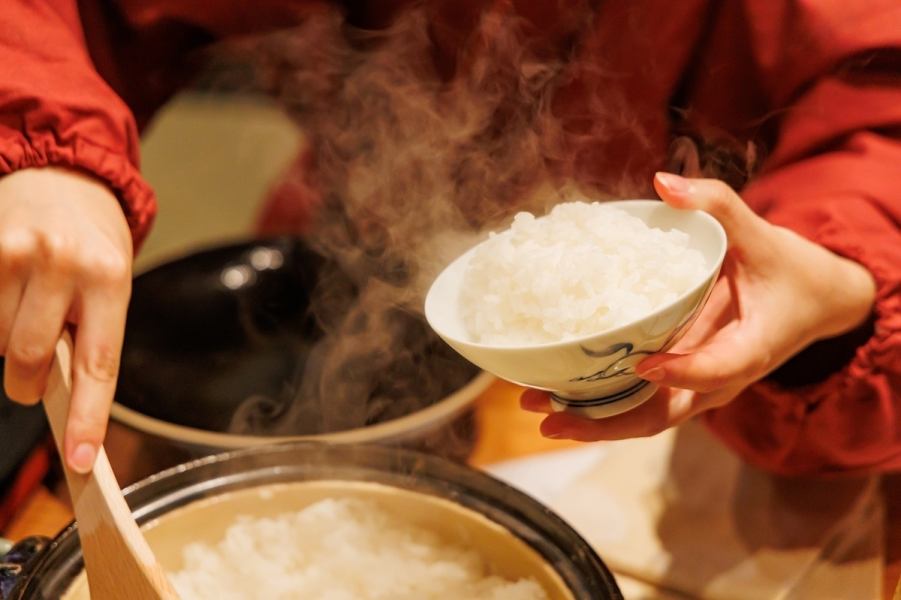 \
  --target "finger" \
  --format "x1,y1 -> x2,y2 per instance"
65,280 -> 130,474
0,235 -> 33,353
4,275 -> 72,404
638,266 -> 737,380
520,388 -> 553,413
653,172 -> 765,249
540,388 -> 698,441
634,328 -> 762,393
0,277 -> 25,354
667,276 -> 733,353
